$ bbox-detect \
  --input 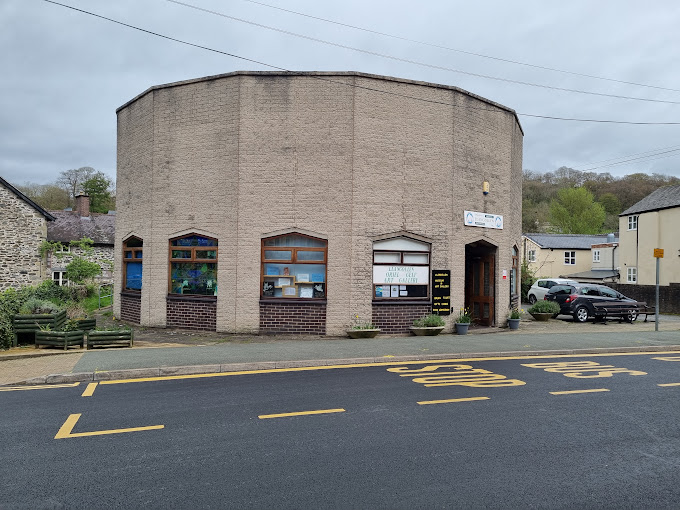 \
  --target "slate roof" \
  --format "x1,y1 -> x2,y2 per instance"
47,211 -> 115,246
0,176 -> 55,221
523,233 -> 617,250
620,184 -> 680,216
